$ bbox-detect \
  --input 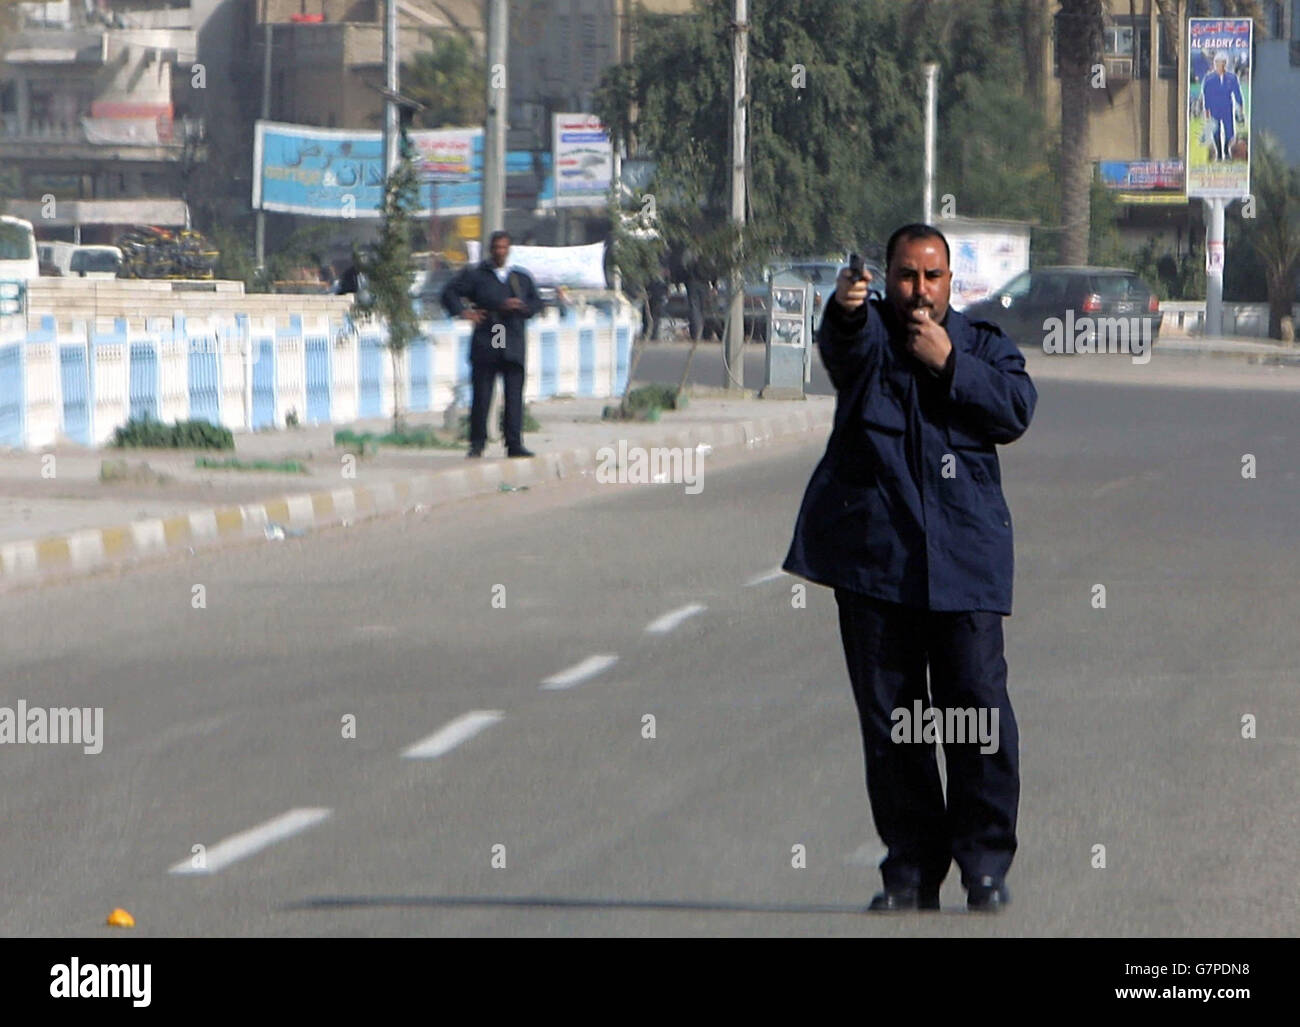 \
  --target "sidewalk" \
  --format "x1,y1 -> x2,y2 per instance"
1154,334 -> 1300,364
0,393 -> 835,588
